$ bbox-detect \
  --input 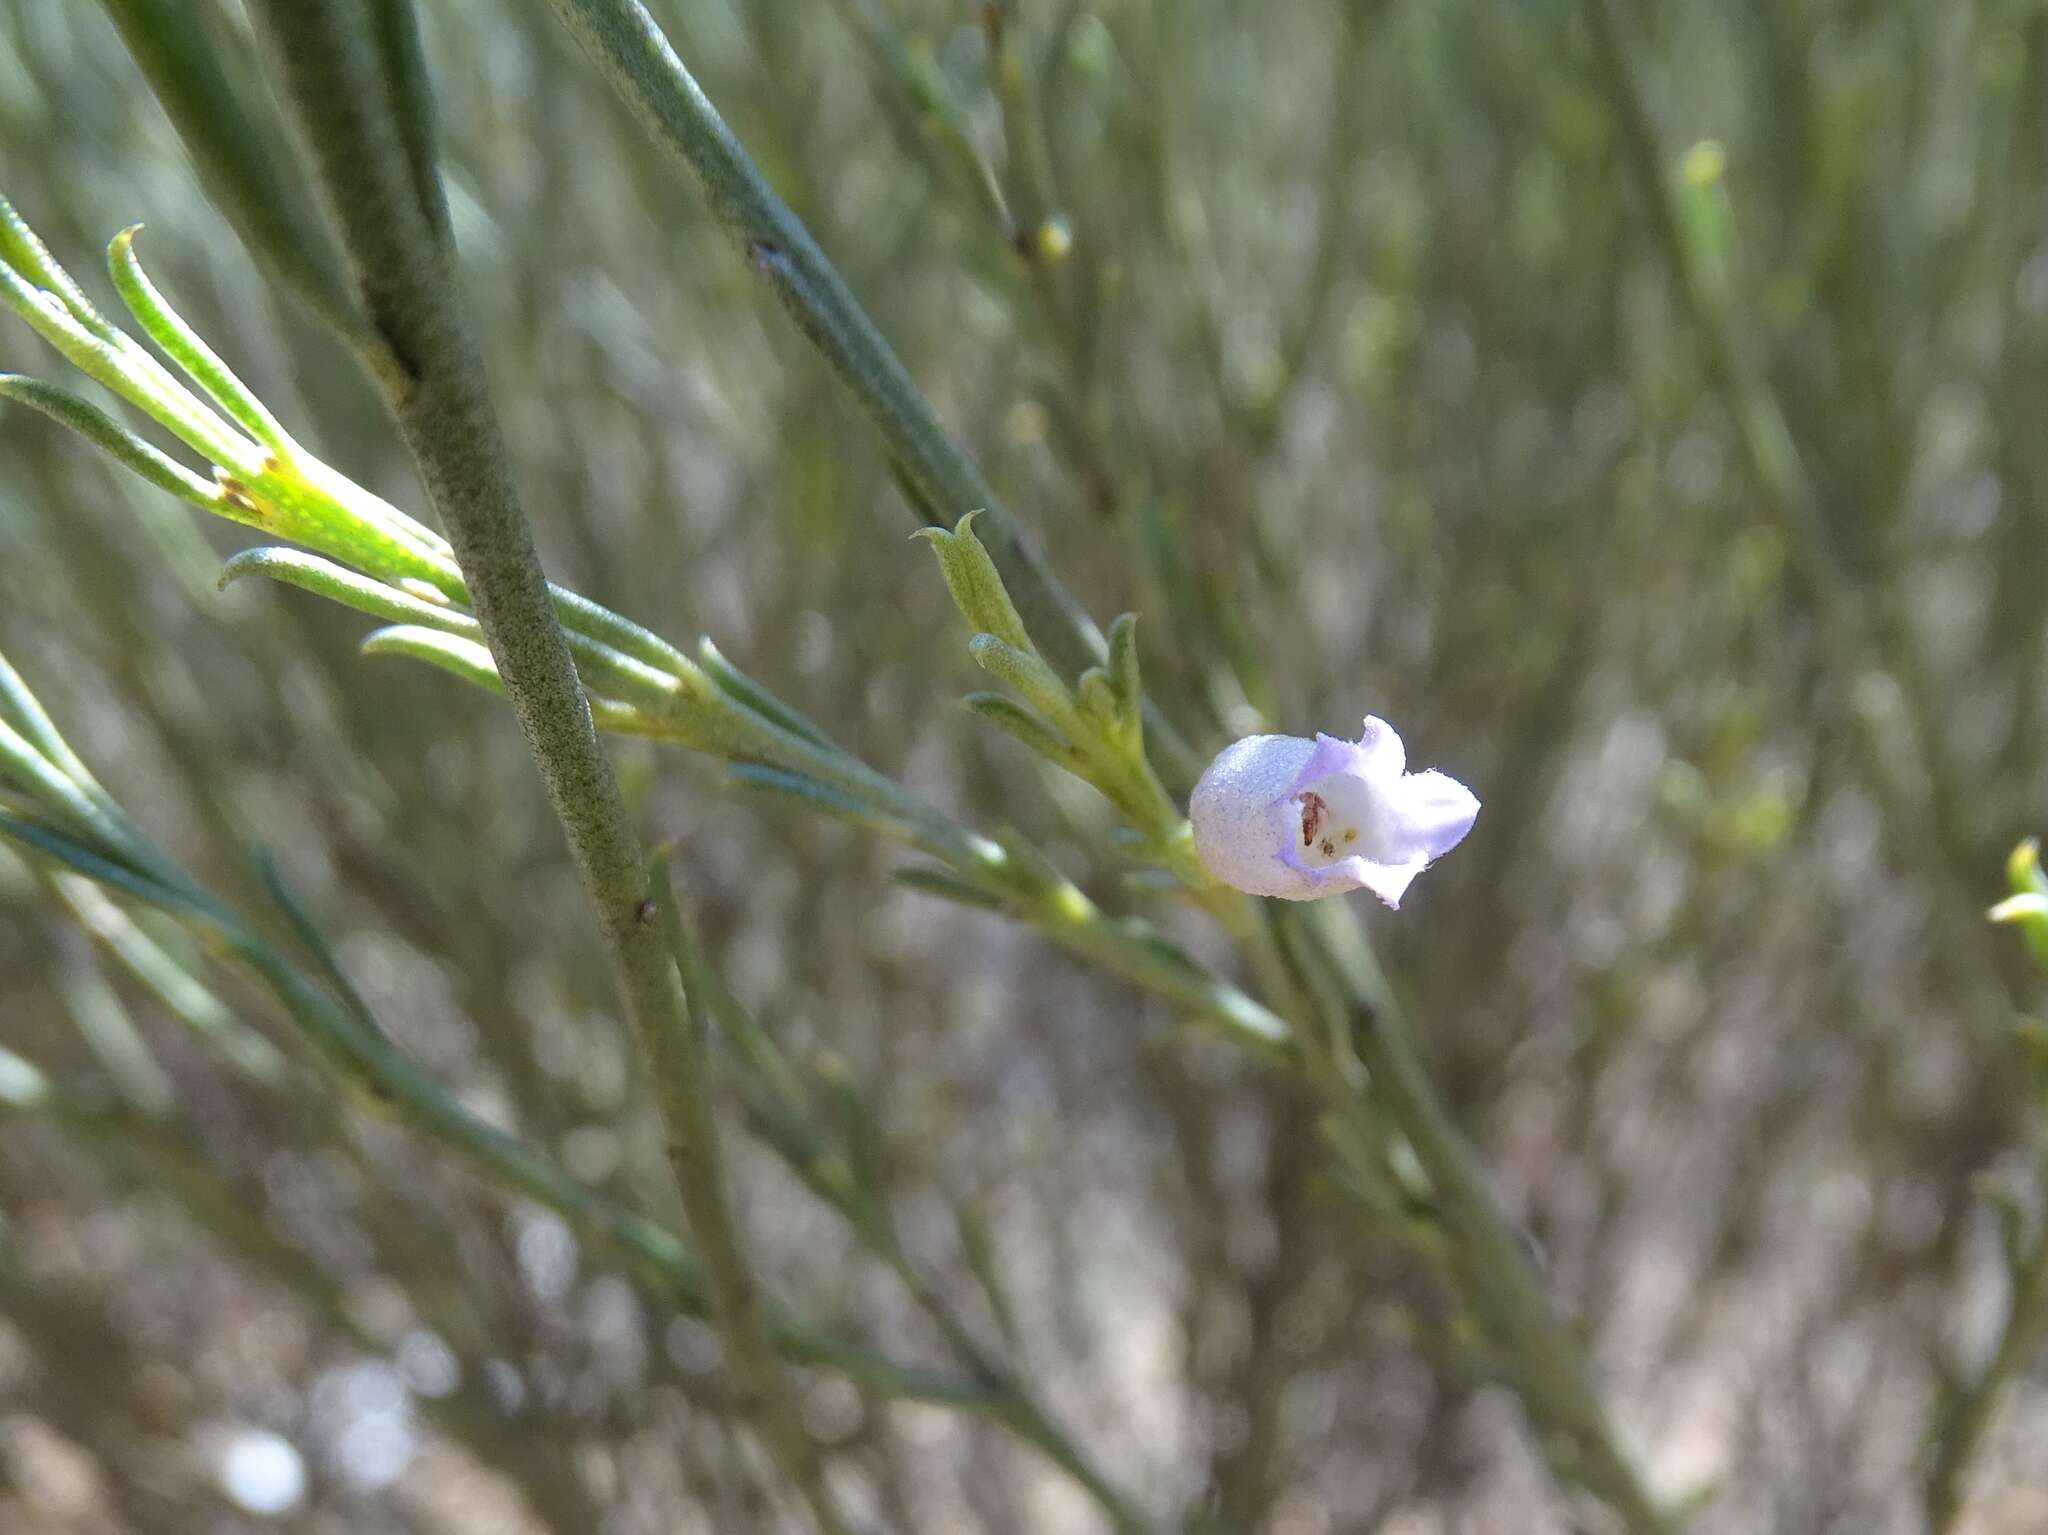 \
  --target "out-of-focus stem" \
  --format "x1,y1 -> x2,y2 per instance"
1580,0 -> 1838,605
241,4 -> 848,1527
1925,1219 -> 2048,1534
1280,905 -> 1676,1535
0,1052 -> 603,1533
207,911 -> 983,1411
1579,0 -> 2007,1005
